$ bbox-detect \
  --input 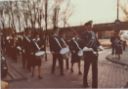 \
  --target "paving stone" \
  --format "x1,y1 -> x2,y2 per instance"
4,48 -> 128,88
